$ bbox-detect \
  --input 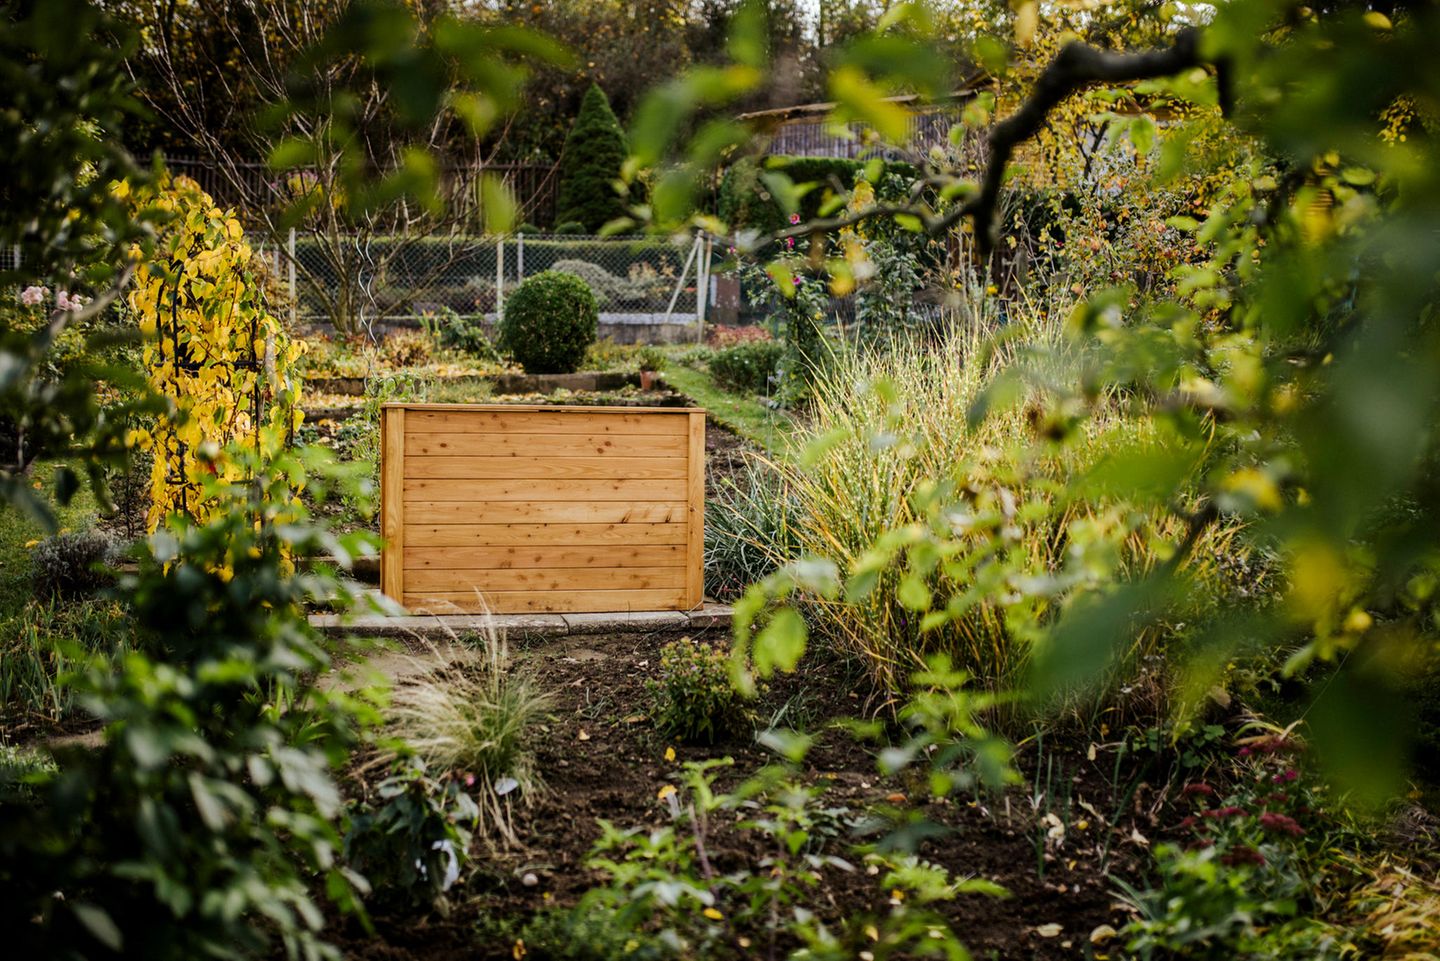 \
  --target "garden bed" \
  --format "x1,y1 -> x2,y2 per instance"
330,628 -> 1158,961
